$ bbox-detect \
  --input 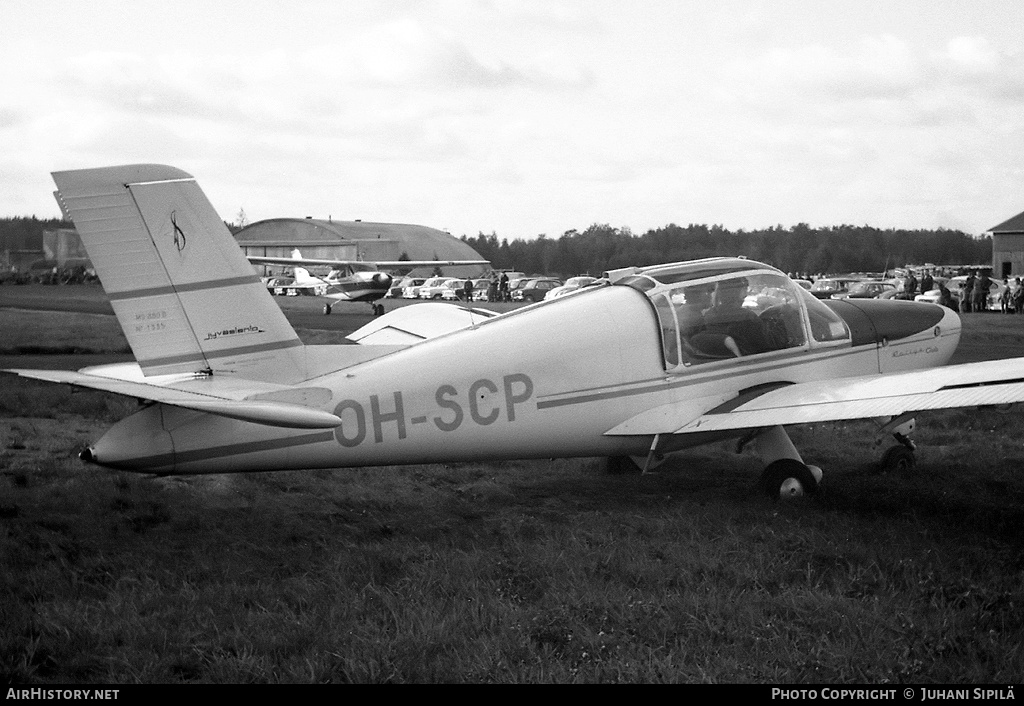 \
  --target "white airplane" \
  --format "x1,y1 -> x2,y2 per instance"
249,250 -> 489,316
9,163 -> 1024,500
